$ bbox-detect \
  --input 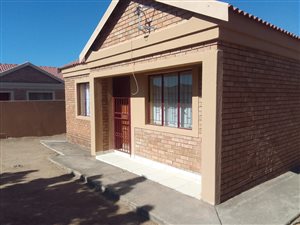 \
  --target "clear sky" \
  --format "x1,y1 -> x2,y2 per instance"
1,0 -> 299,68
